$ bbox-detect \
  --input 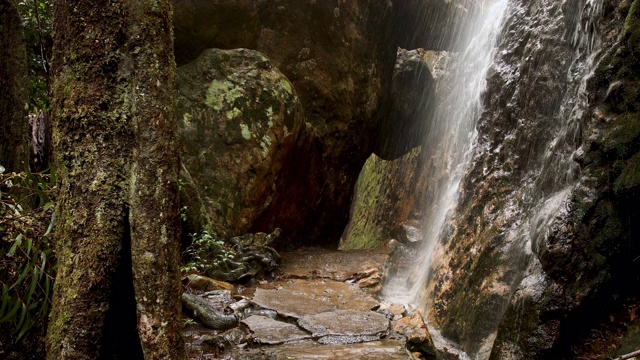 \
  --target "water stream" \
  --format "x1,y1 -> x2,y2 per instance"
382,2 -> 509,355
383,0 -> 509,305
